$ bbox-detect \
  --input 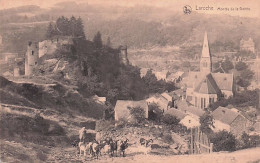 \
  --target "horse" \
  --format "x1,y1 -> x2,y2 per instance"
119,138 -> 129,157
